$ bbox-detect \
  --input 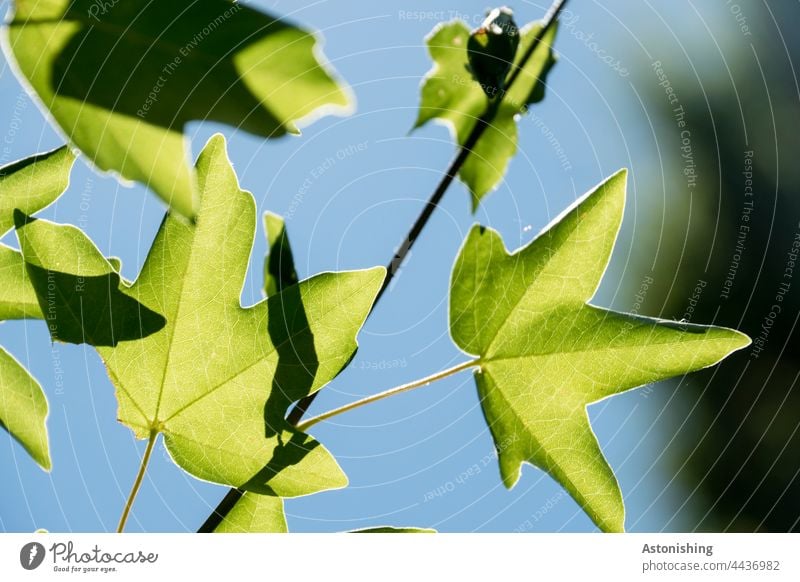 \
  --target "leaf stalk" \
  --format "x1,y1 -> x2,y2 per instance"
295,359 -> 480,432
117,429 -> 158,533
